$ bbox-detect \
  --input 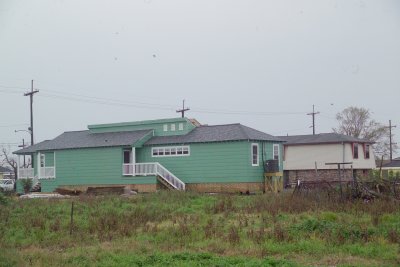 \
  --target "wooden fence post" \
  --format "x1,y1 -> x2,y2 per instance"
70,201 -> 74,235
